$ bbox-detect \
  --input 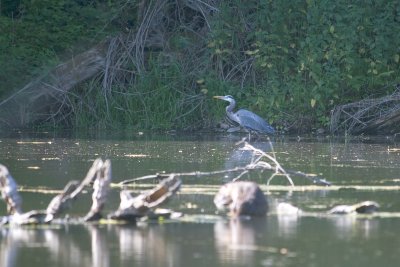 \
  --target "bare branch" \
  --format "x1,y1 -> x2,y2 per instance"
117,141 -> 330,187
